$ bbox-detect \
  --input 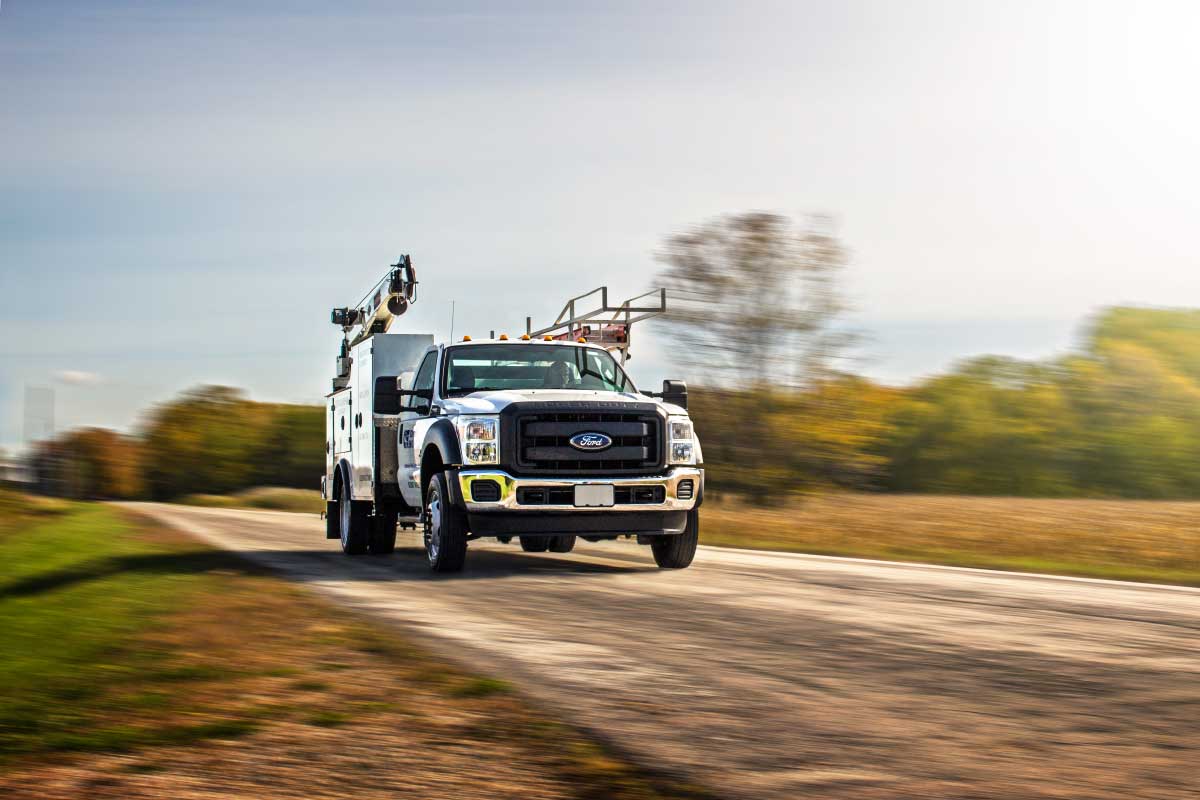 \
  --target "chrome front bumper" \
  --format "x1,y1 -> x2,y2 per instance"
458,467 -> 703,513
